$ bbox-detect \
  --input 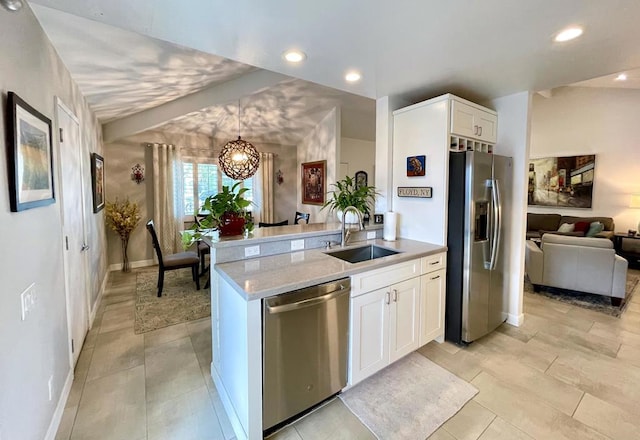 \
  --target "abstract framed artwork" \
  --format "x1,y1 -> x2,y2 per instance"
528,155 -> 596,208
6,91 -> 55,212
91,153 -> 105,212
406,155 -> 426,176
301,160 -> 326,205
